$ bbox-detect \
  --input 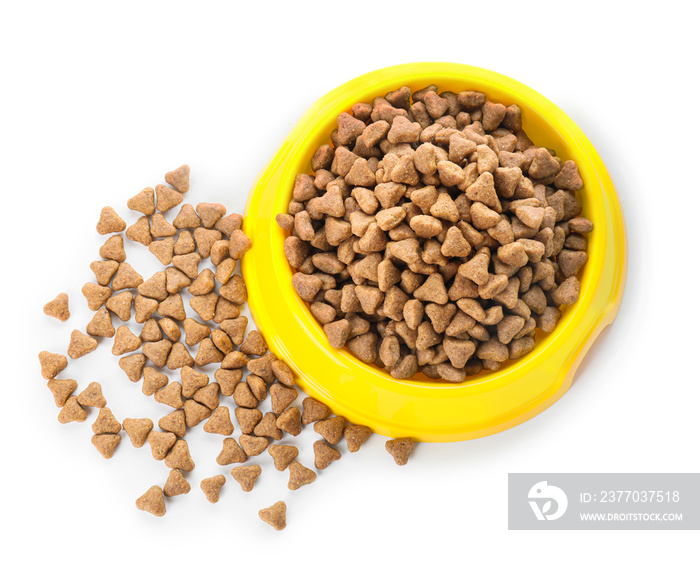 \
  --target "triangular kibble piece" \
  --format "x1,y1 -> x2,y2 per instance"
118,353 -> 146,382
276,407 -> 301,436
142,366 -> 167,396
82,283 -> 111,311
91,433 -> 121,459
155,381 -> 184,409
268,445 -> 299,471
96,206 -> 126,235
67,329 -> 98,359
230,464 -> 261,492
112,262 -> 143,290
127,187 -> 156,216
269,383 -> 297,414
200,475 -> 226,503
184,399 -> 211,428
259,501 -> 286,531
126,216 -> 153,246
173,204 -> 201,229
288,461 -> 316,490
158,294 -> 186,321
138,271 -> 168,301
123,418 -> 153,447
112,326 -> 141,355
385,437 -> 415,465
343,424 -> 372,452
43,293 -> 70,321
196,202 -> 226,229
216,438 -> 247,465
134,295 -> 159,323
86,308 -> 115,338
148,237 -> 175,265
163,469 -> 191,497
143,339 -> 172,368
39,351 -> 67,380
204,406 -> 234,435
313,416 -> 346,445
147,431 -> 177,460
235,408 -> 262,434
166,342 -> 195,370
239,330 -> 268,356
105,291 -> 133,322
140,319 -> 162,342
90,260 -> 119,286
57,396 -> 88,423
76,382 -> 106,408
151,213 -> 177,238
99,235 -> 126,263
239,434 -> 268,456
155,184 -> 183,212
313,440 -> 340,470
180,366 -> 208,398
174,230 -> 196,255
165,164 -> 190,193
136,485 -> 166,516
92,407 -> 122,434
159,409 -> 186,438
164,439 -> 195,471
253,412 -> 283,440
48,379 -> 77,407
